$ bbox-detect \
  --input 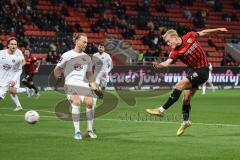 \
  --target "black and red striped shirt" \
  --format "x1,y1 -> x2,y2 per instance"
25,55 -> 37,74
168,32 -> 209,69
